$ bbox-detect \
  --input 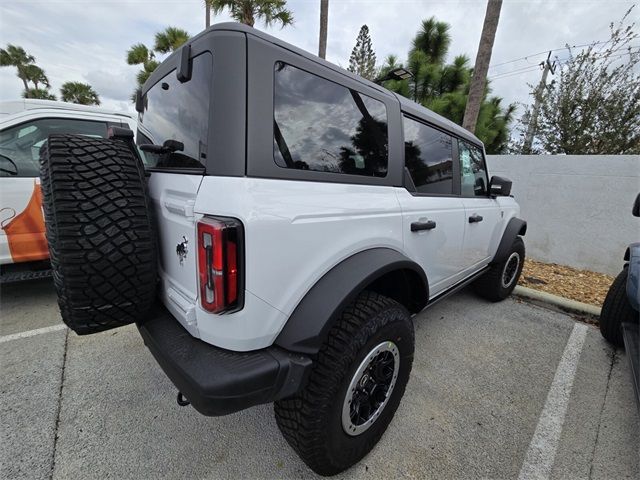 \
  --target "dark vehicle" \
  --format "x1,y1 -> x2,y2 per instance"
599,193 -> 640,409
